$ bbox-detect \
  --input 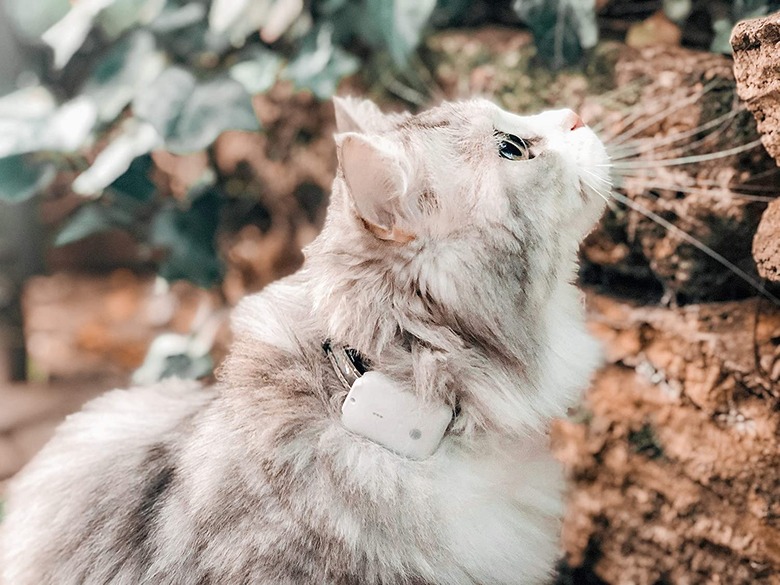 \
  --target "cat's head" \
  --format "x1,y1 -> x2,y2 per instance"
308,97 -> 611,357
331,96 -> 610,249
